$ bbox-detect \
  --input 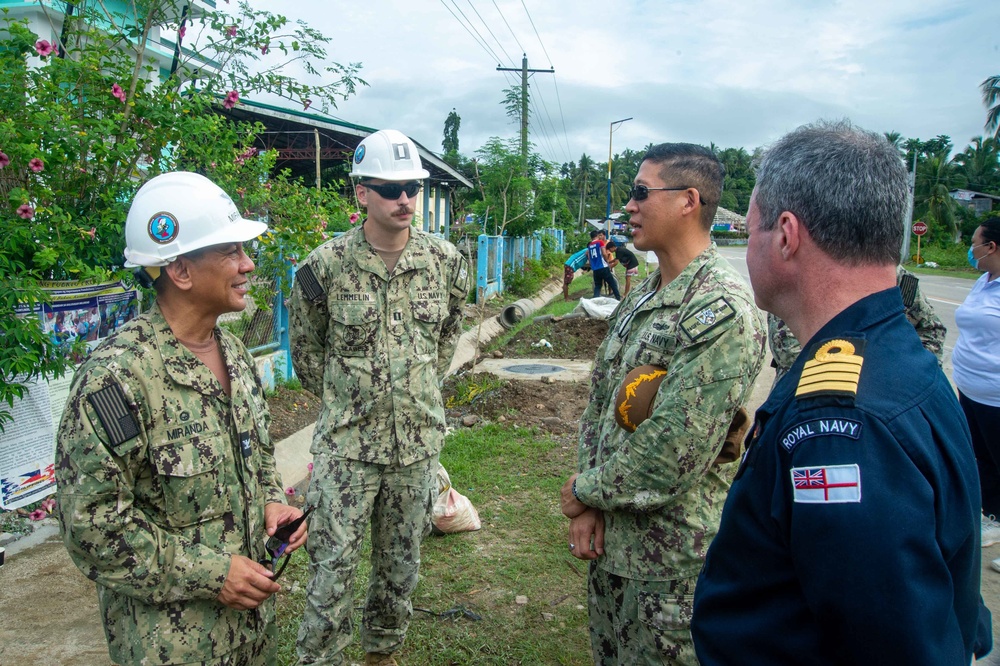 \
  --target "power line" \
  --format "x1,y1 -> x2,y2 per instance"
492,0 -> 525,54
549,75 -> 574,160
438,0 -> 505,66
465,0 -> 517,68
520,0 -> 553,65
